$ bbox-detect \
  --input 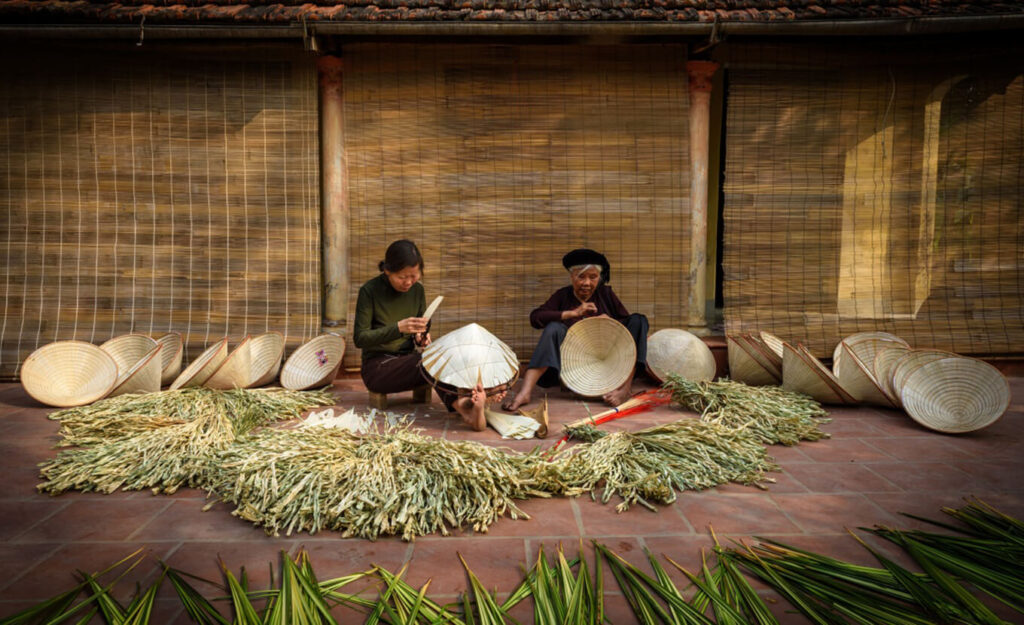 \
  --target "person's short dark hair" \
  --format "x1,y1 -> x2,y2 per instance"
379,239 -> 424,274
